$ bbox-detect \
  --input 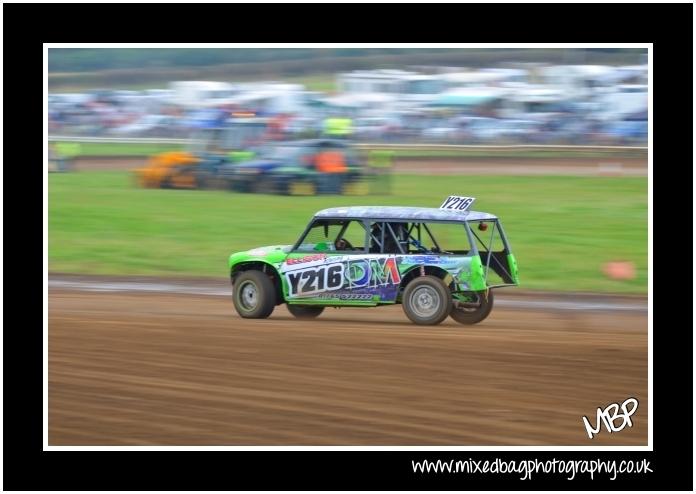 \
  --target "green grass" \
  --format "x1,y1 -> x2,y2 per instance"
55,142 -> 185,157
373,148 -> 647,160
48,171 -> 648,293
